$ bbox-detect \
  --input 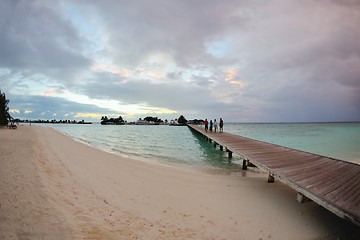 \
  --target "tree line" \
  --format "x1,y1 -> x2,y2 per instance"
101,115 -> 189,125
0,89 -> 11,126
